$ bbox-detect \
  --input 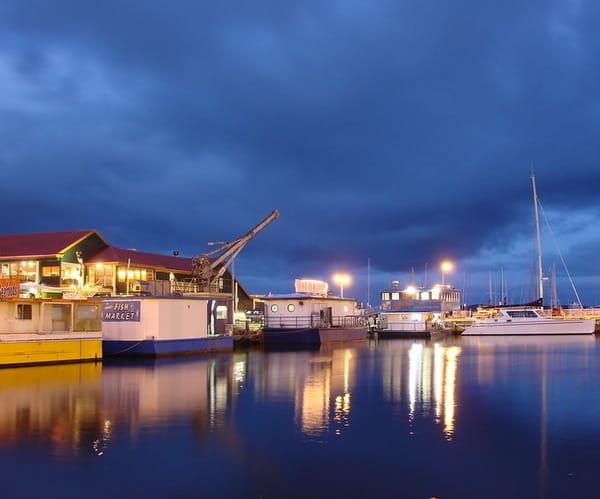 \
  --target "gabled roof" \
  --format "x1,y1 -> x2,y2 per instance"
0,230 -> 105,259
88,246 -> 194,273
